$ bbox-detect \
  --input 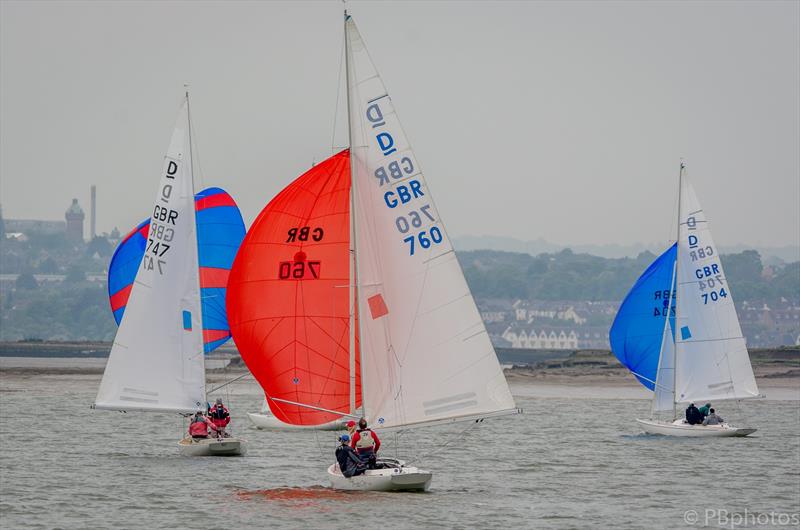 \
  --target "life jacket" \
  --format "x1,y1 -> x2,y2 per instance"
189,418 -> 209,437
355,429 -> 376,451
209,405 -> 229,420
